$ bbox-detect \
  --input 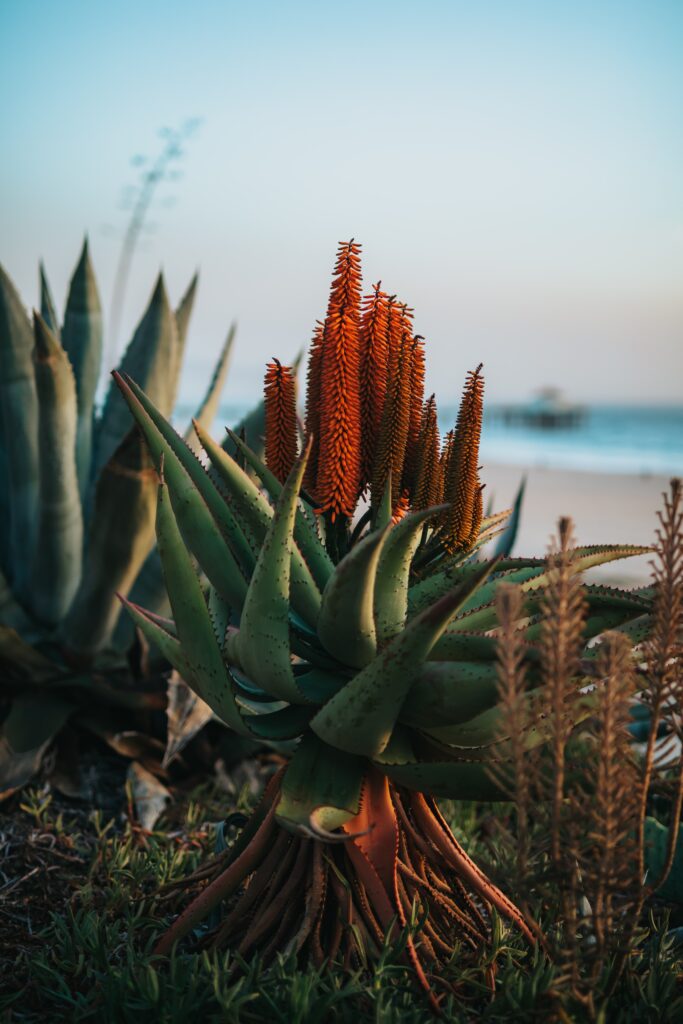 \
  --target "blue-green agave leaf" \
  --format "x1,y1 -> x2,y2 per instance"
184,326 -> 234,452
169,272 -> 199,409
0,263 -> 39,595
29,314 -> 83,626
39,262 -> 60,337
95,274 -> 178,477
61,430 -> 158,658
115,372 -> 255,581
61,238 -> 103,498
